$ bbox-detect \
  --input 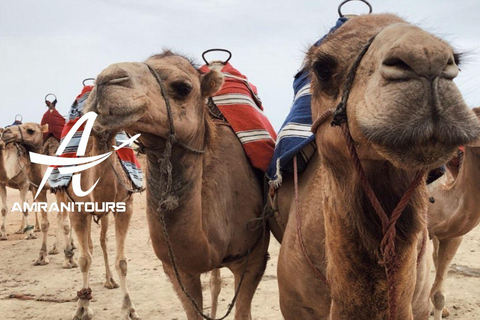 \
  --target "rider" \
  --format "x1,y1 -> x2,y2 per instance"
40,97 -> 65,143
